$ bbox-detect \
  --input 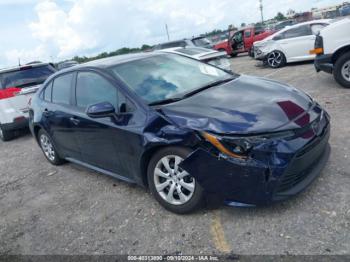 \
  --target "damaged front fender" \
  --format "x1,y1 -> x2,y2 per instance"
179,148 -> 274,205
